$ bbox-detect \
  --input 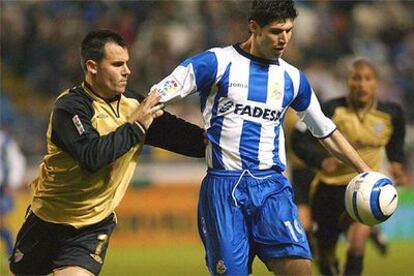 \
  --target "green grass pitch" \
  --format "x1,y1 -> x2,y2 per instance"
2,241 -> 413,275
